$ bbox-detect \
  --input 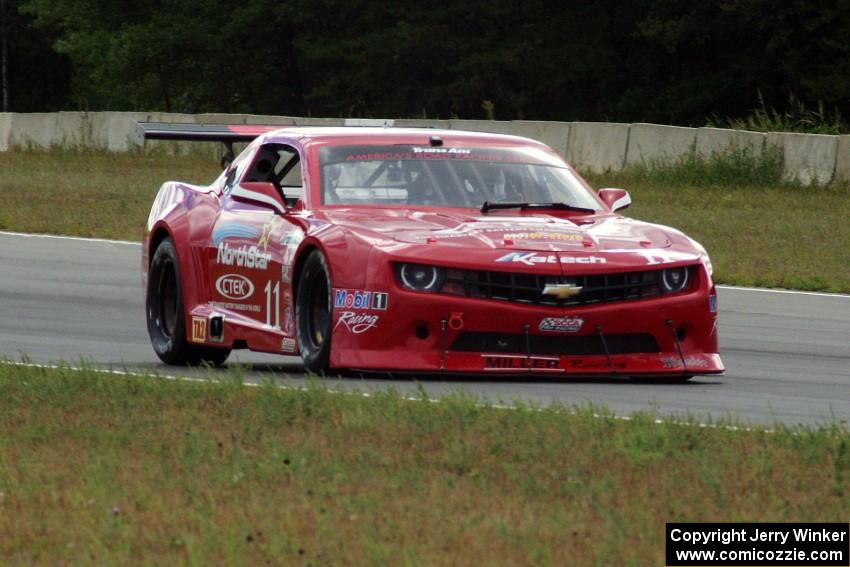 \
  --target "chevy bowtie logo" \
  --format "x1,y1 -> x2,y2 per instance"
542,283 -> 583,298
